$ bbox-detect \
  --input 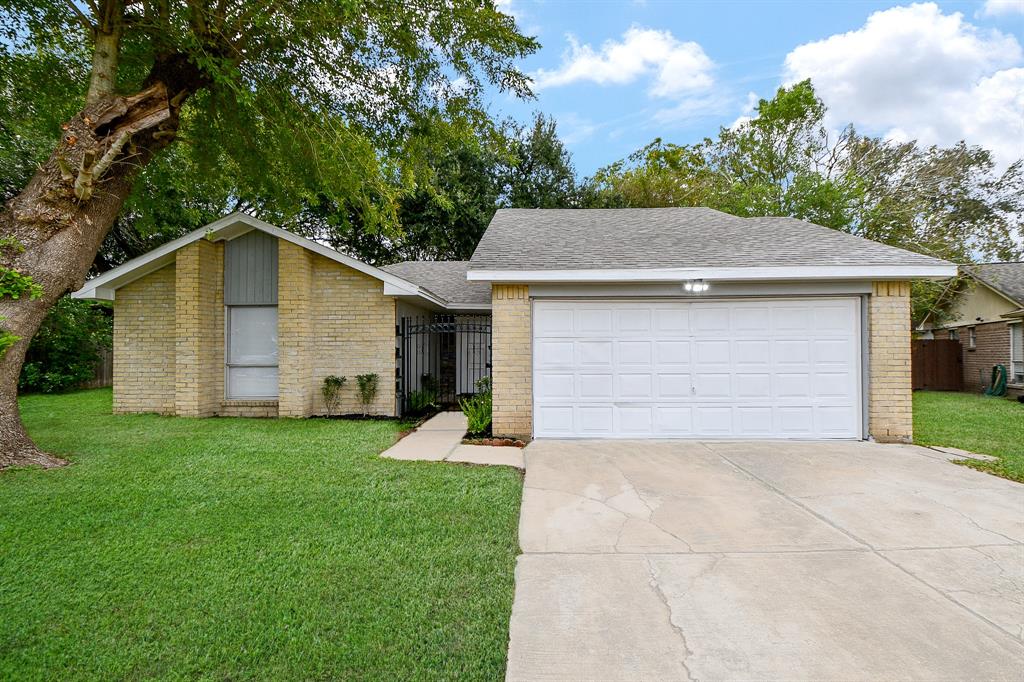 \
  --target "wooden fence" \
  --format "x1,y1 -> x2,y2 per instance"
81,348 -> 113,389
911,339 -> 963,391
